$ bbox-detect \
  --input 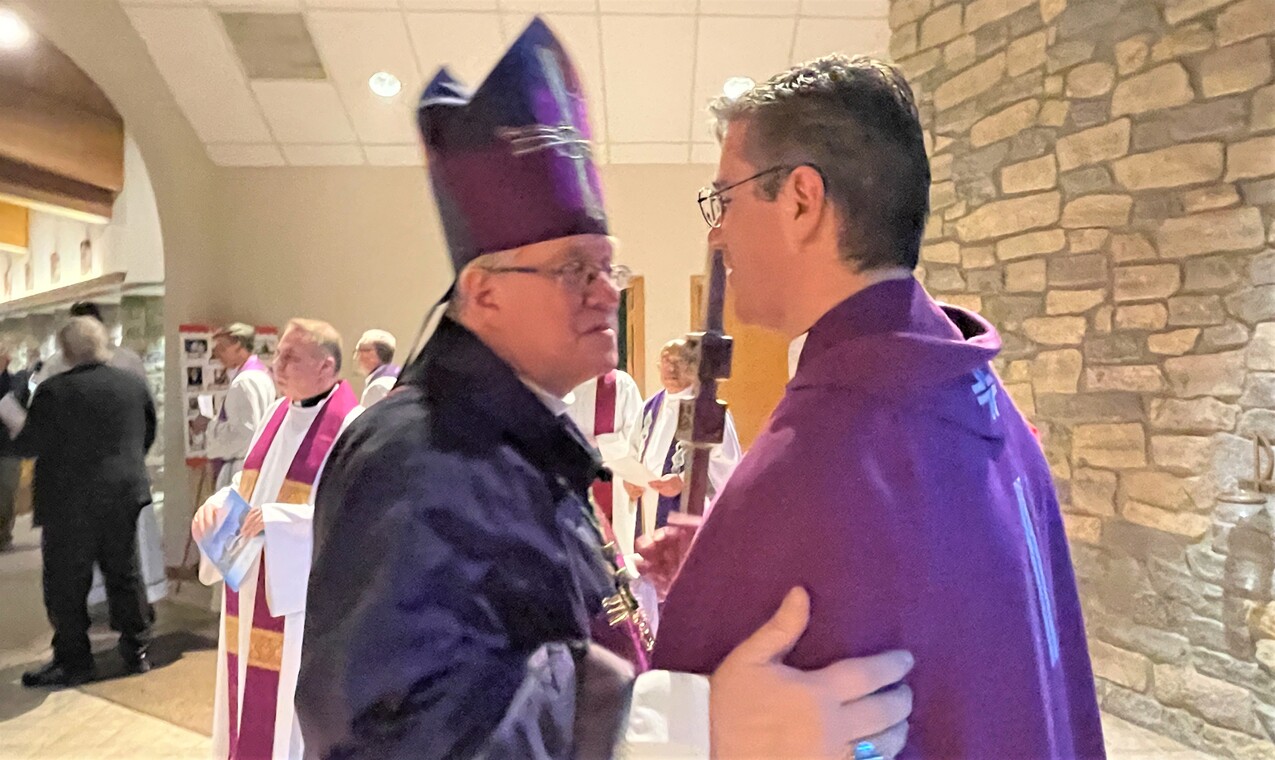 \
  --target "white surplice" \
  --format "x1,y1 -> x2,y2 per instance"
205,362 -> 277,489
565,371 -> 645,555
630,386 -> 742,536
198,393 -> 361,760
